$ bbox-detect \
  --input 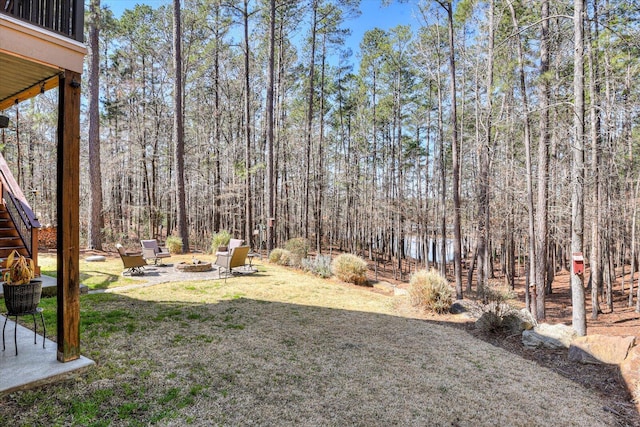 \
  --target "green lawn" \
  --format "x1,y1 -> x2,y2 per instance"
2,257 -> 625,426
